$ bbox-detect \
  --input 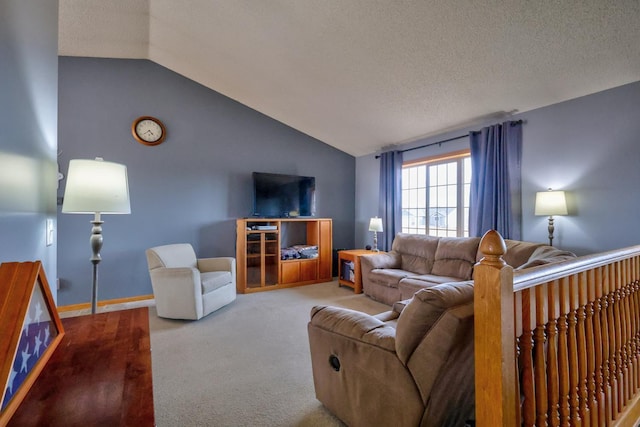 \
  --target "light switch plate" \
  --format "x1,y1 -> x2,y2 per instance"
46,219 -> 54,246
